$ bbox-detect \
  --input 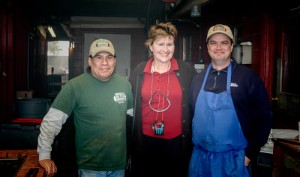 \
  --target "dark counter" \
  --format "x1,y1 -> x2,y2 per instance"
0,118 -> 41,150
272,138 -> 300,177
